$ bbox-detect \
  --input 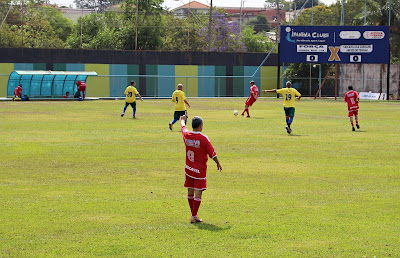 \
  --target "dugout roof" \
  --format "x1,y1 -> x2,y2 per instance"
7,70 -> 98,98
